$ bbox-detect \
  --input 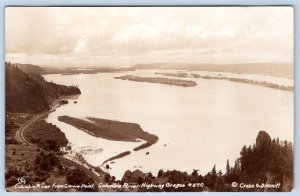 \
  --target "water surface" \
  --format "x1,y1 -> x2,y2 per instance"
44,70 -> 293,179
